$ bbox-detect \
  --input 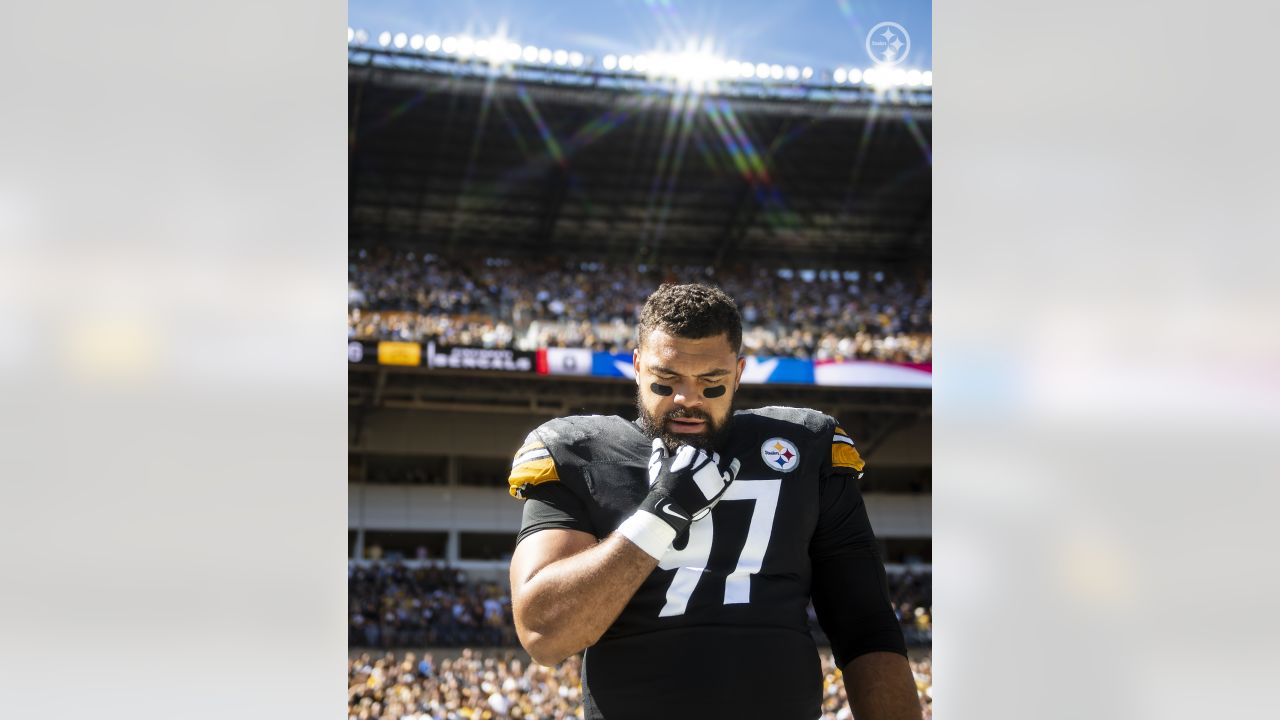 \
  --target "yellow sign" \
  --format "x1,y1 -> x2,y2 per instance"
377,341 -> 422,367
